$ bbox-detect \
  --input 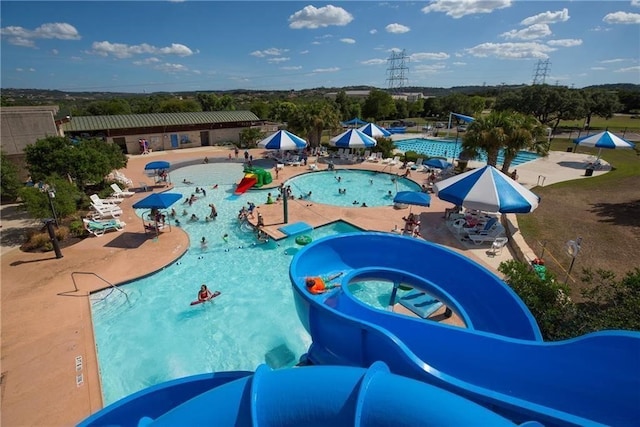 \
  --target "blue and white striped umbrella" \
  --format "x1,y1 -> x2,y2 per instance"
258,130 -> 308,150
434,165 -> 540,213
357,123 -> 392,138
330,129 -> 377,148
573,131 -> 635,160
